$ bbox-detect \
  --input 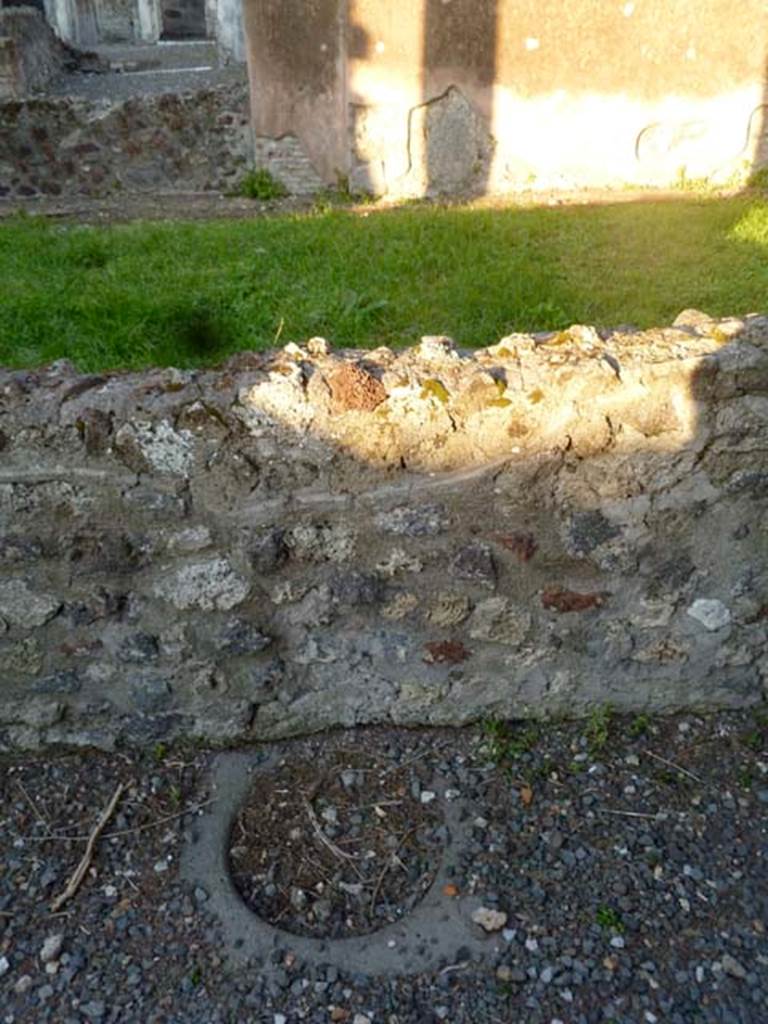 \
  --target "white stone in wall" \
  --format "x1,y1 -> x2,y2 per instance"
153,558 -> 250,611
687,599 -> 731,632
126,420 -> 195,476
